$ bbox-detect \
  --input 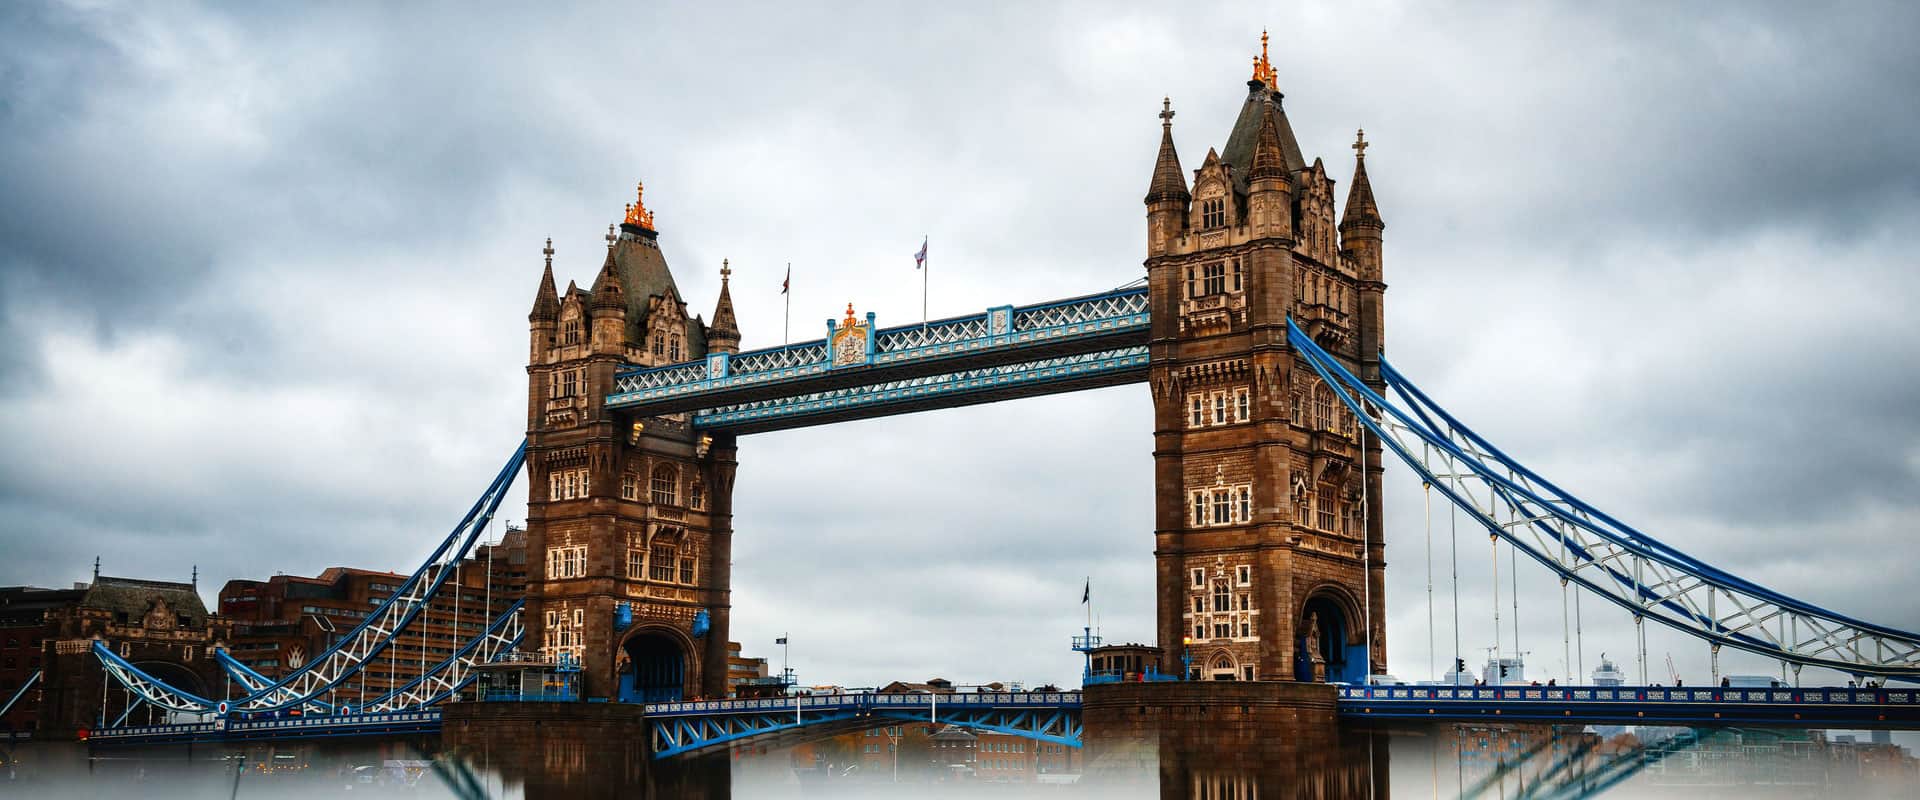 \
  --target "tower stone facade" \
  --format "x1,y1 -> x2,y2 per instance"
524,184 -> 740,701
1145,40 -> 1387,683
